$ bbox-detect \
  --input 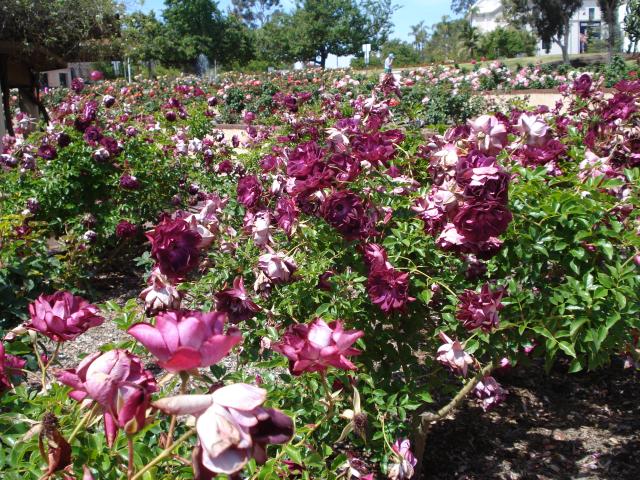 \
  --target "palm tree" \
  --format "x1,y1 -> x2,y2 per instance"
459,21 -> 481,59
